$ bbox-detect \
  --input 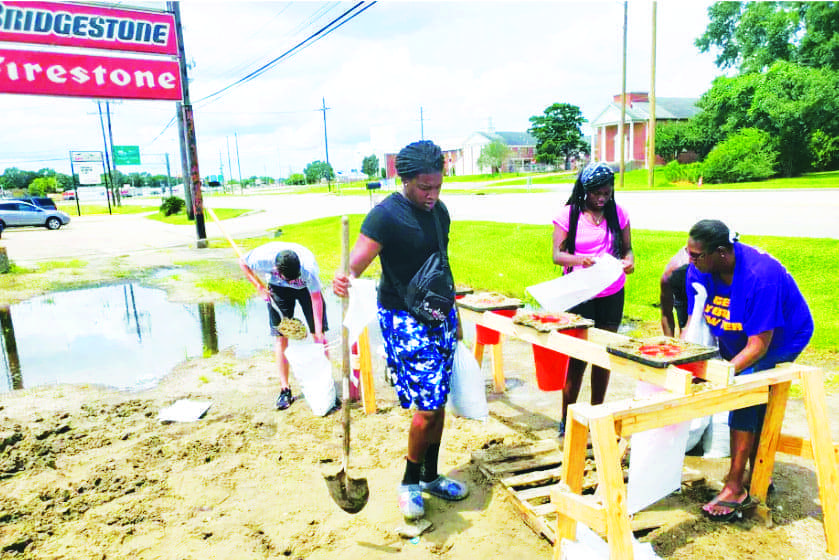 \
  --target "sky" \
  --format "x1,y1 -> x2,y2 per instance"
0,0 -> 725,181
